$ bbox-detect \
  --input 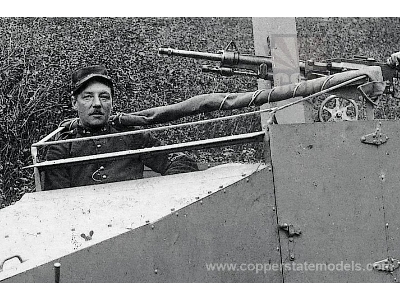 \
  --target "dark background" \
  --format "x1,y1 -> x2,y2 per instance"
1,17 -> 399,206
